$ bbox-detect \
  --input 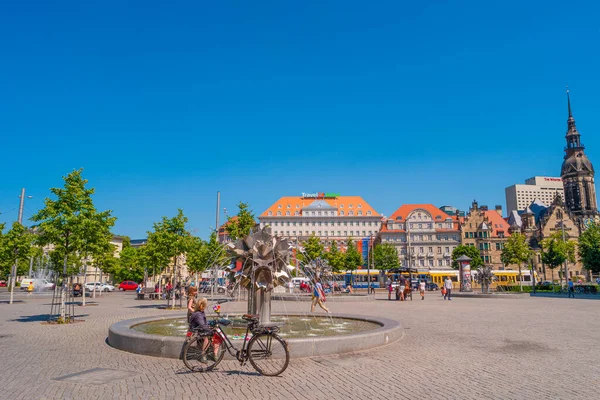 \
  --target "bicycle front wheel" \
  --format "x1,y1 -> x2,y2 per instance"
248,333 -> 289,376
182,334 -> 224,372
